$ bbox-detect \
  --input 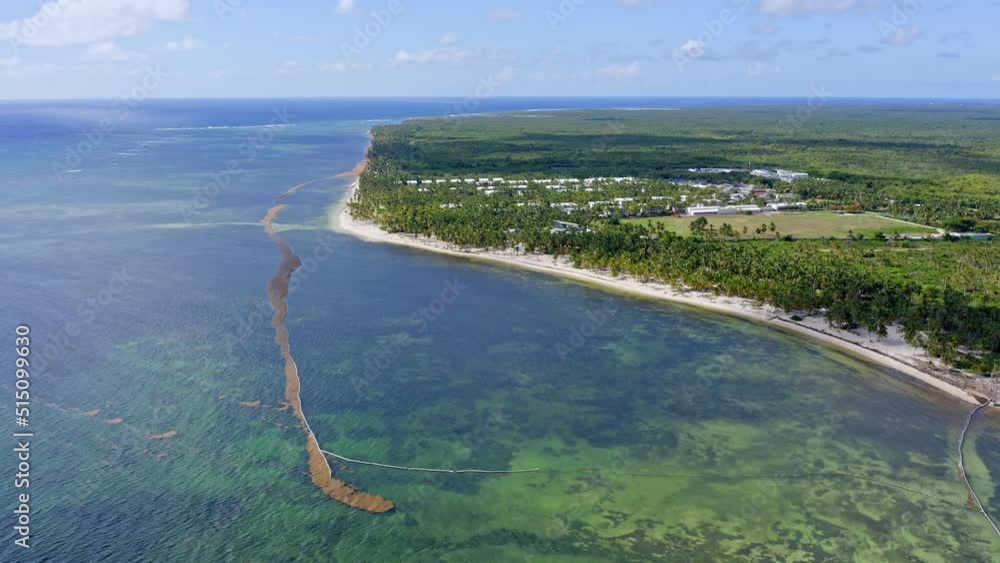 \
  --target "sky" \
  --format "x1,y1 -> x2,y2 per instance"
0,0 -> 997,100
